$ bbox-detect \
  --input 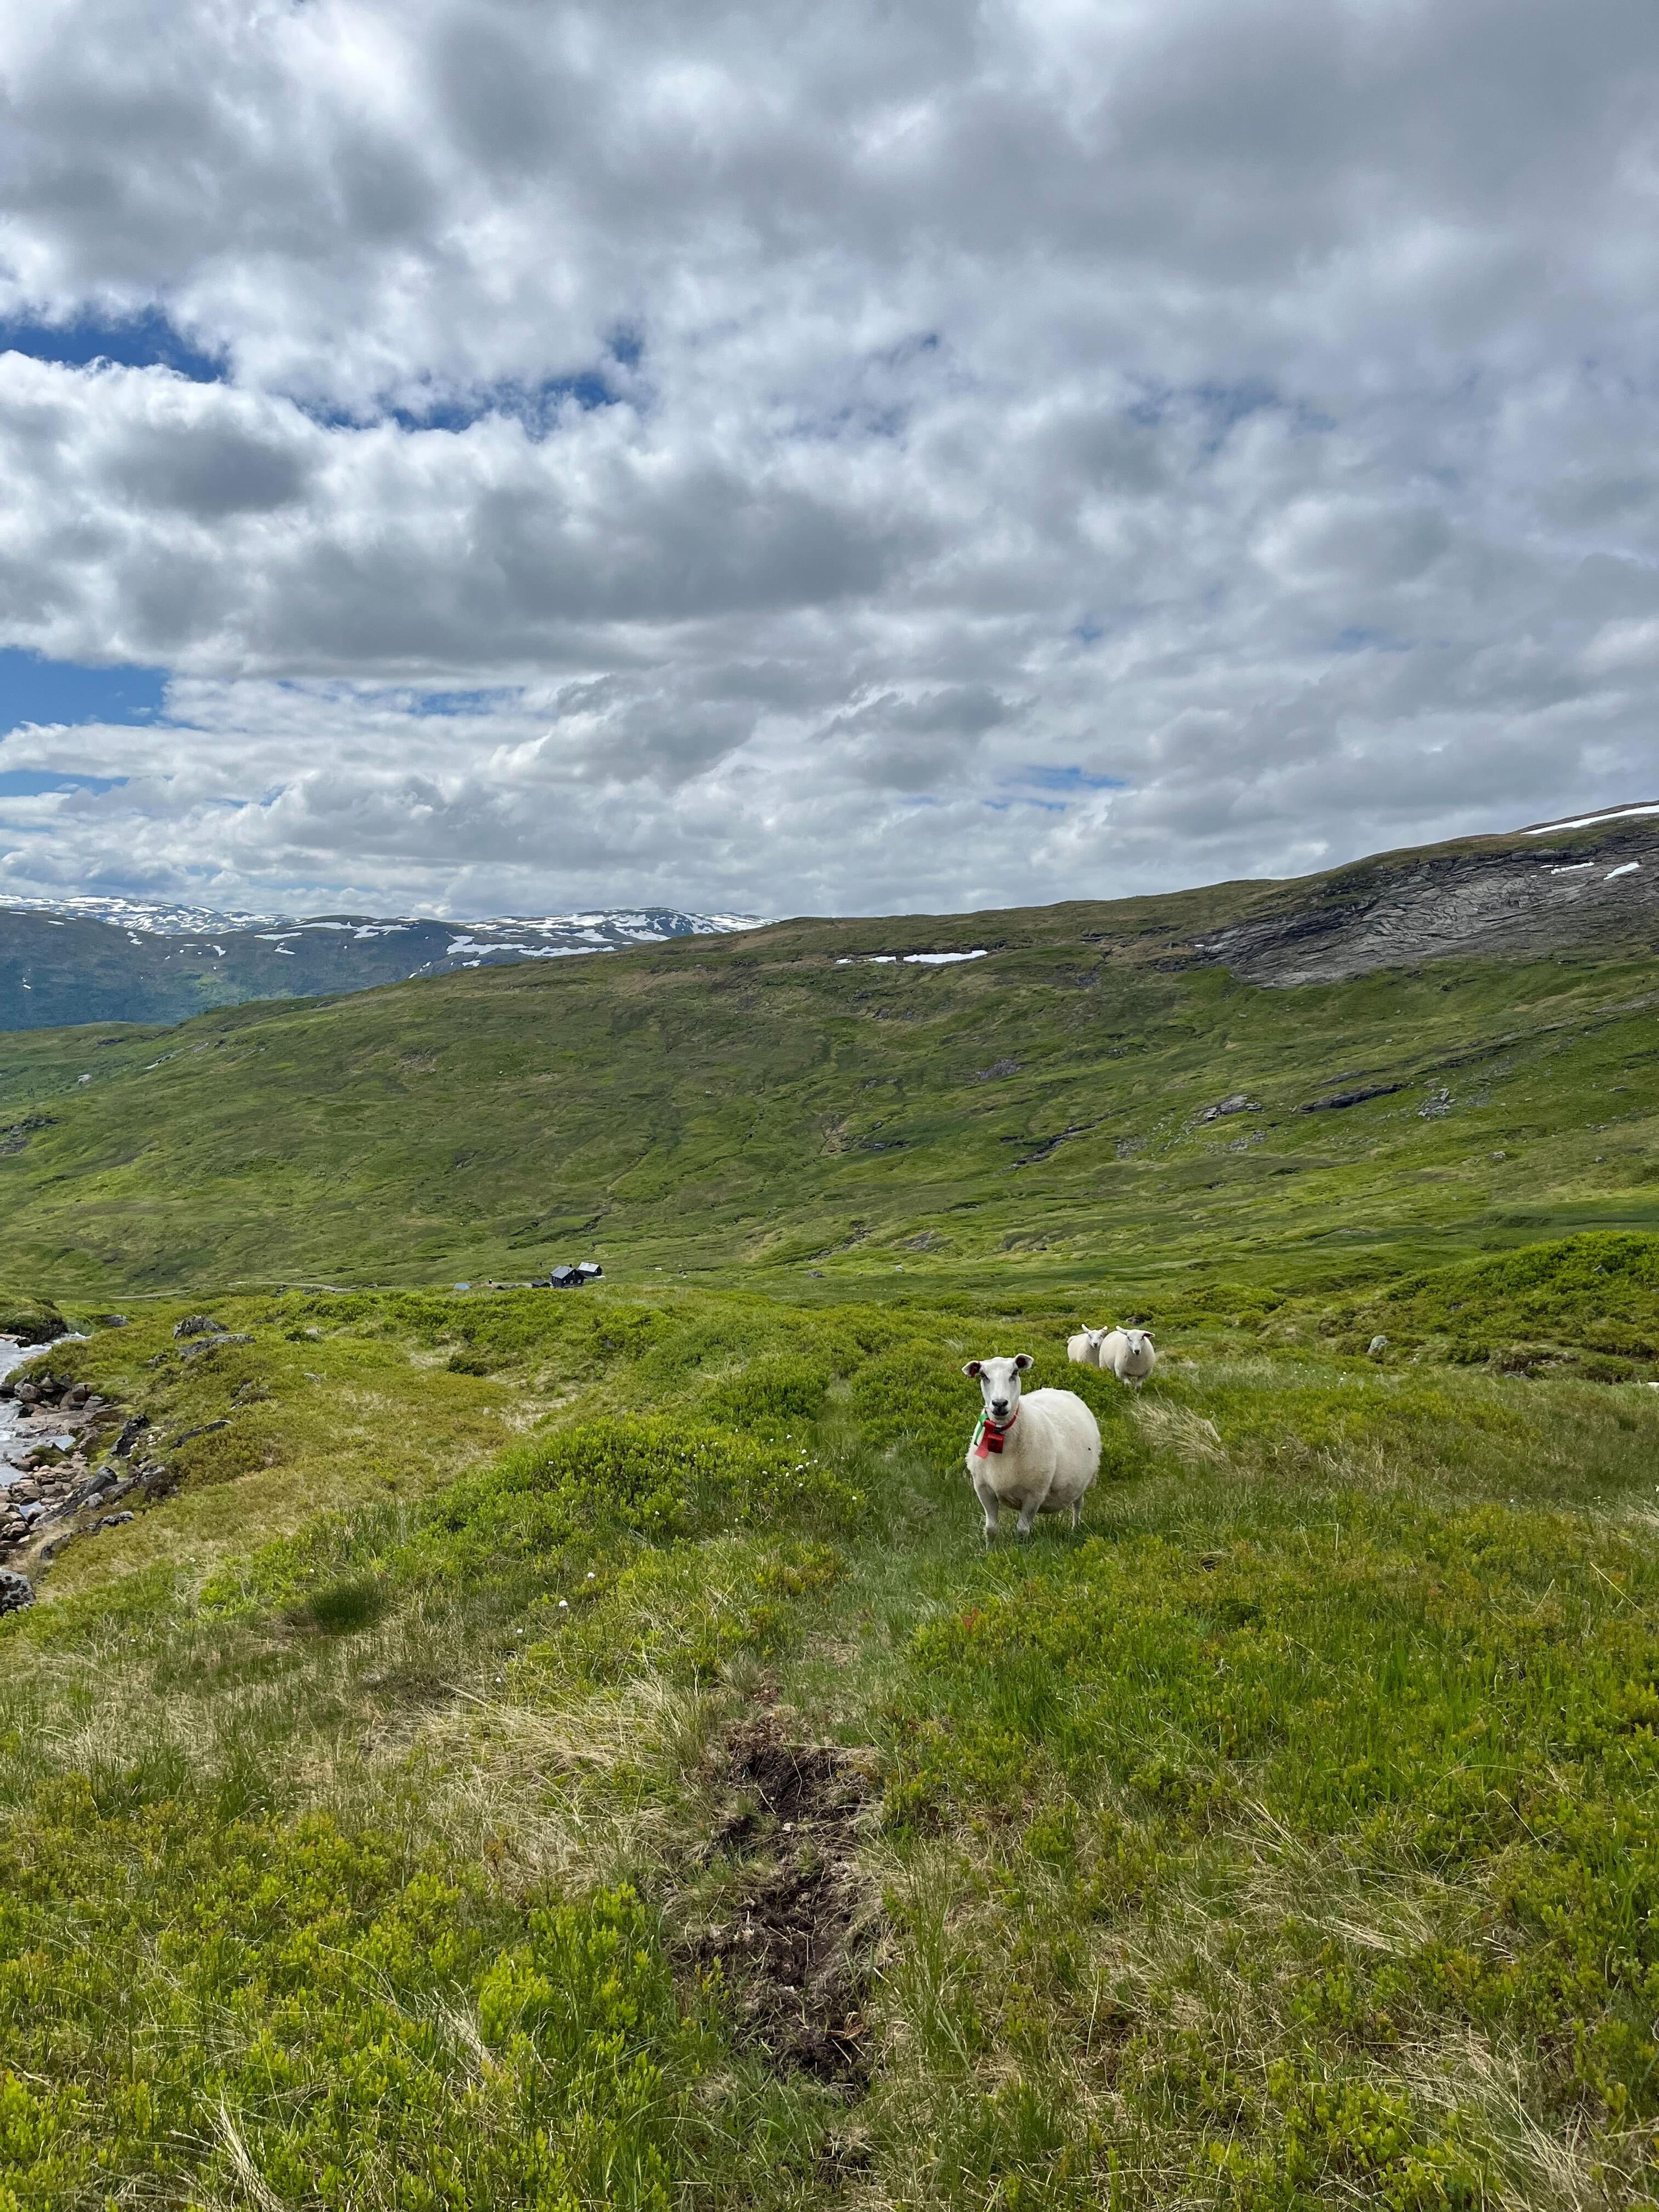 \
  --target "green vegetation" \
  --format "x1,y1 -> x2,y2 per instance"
0,898 -> 1657,1306
2,846 -> 1657,2204
4,1260 -> 1659,2207
0,1287 -> 63,1346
